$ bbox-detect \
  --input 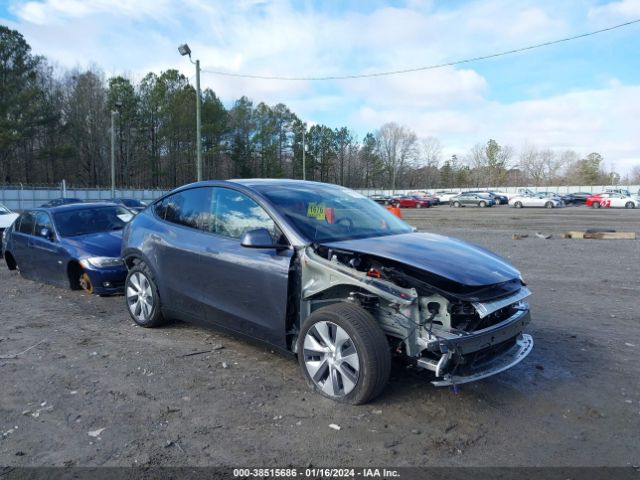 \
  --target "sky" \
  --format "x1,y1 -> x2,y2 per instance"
1,0 -> 640,174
